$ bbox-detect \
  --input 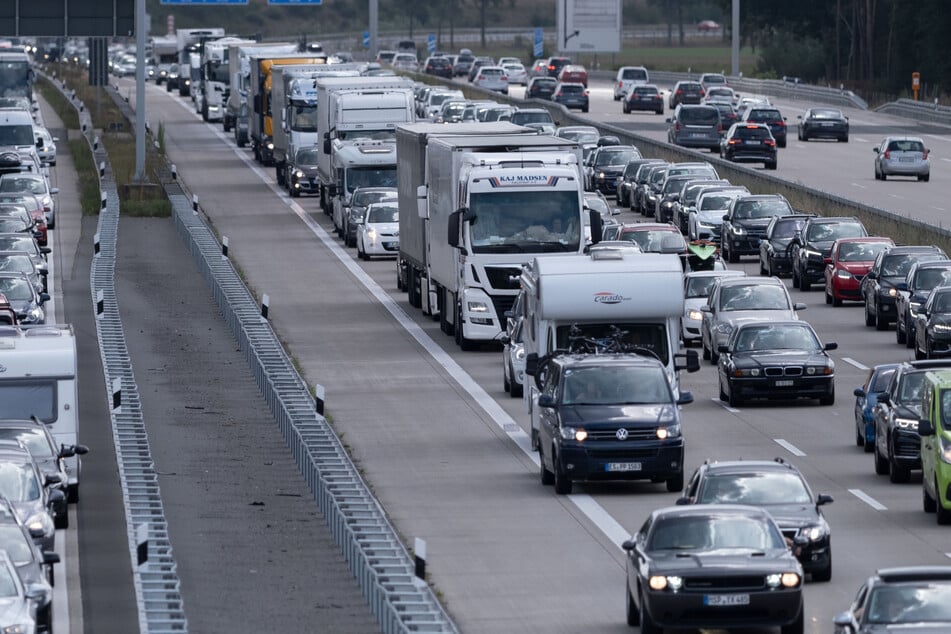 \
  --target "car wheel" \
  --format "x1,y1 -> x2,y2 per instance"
639,590 -> 662,634
875,309 -> 888,331
727,242 -> 738,264
760,257 -> 767,276
702,337 -> 711,361
54,506 -> 68,529
825,288 -> 832,305
766,257 -> 776,278
503,362 -> 511,393
915,340 -> 926,360
874,443 -> 890,475
888,445 -> 911,484
864,430 -> 875,453
511,379 -> 523,398
781,607 -> 805,634
719,379 -> 728,402
553,450 -> 572,495
865,301 -> 877,327
799,273 -> 811,292
812,556 -> 832,582
897,320 -> 906,344
666,469 -> 684,493
856,420 -> 865,447
841,135 -> 849,143
906,324 -> 916,349
819,386 -> 835,406
937,490 -> 951,525
880,171 -> 887,181
582,106 -> 588,113
622,103 -> 629,114
655,109 -> 663,115
833,293 -> 842,307
625,582 -> 639,626
766,160 -> 778,170
710,345 -> 720,365
924,482 -> 938,513
778,139 -> 787,149
539,445 -> 554,486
